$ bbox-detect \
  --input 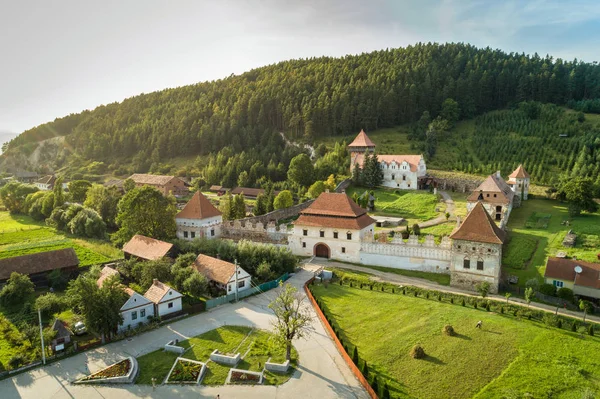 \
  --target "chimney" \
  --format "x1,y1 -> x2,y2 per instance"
456,216 -> 461,228
496,170 -> 501,178
325,189 -> 330,193
153,278 -> 158,285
